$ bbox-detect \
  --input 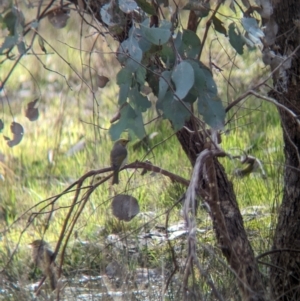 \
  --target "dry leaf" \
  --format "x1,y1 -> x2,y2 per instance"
48,8 -> 70,29
25,99 -> 39,121
5,122 -> 24,147
98,75 -> 109,88
38,36 -> 47,53
112,194 -> 140,221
